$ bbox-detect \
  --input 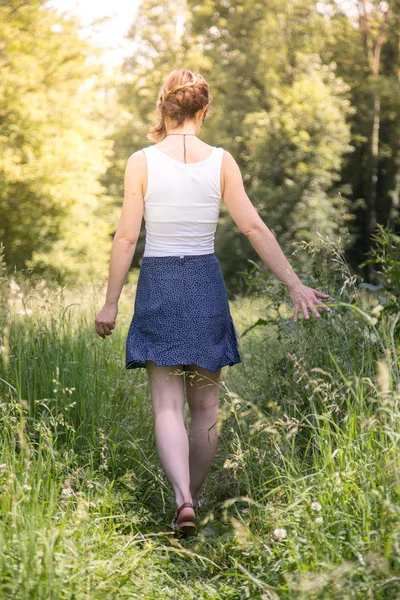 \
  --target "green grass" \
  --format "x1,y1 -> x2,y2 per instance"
0,248 -> 400,599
